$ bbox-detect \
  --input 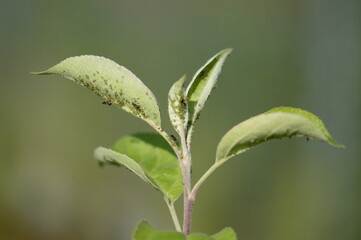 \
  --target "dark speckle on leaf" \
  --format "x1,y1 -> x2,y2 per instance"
180,98 -> 187,107
170,135 -> 177,142
102,101 -> 112,106
132,102 -> 140,110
